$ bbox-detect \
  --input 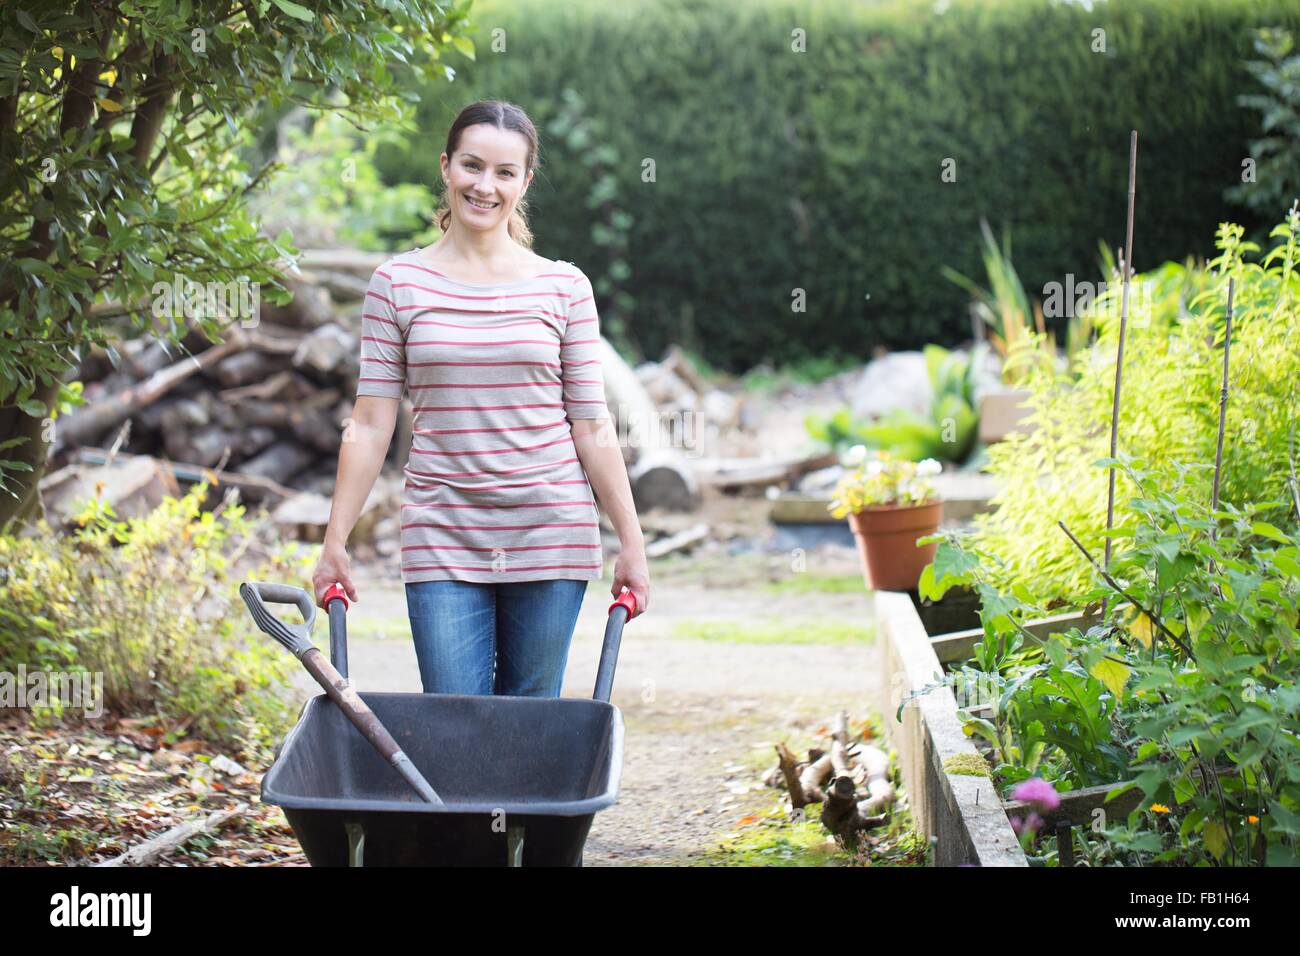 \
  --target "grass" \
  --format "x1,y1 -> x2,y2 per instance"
763,573 -> 866,595
672,617 -> 874,645
344,614 -> 412,642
